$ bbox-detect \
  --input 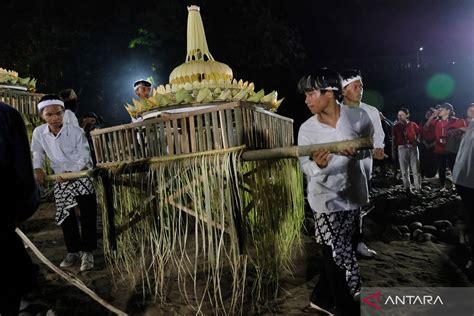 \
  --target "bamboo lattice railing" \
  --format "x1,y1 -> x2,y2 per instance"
91,101 -> 294,166
0,87 -> 43,115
